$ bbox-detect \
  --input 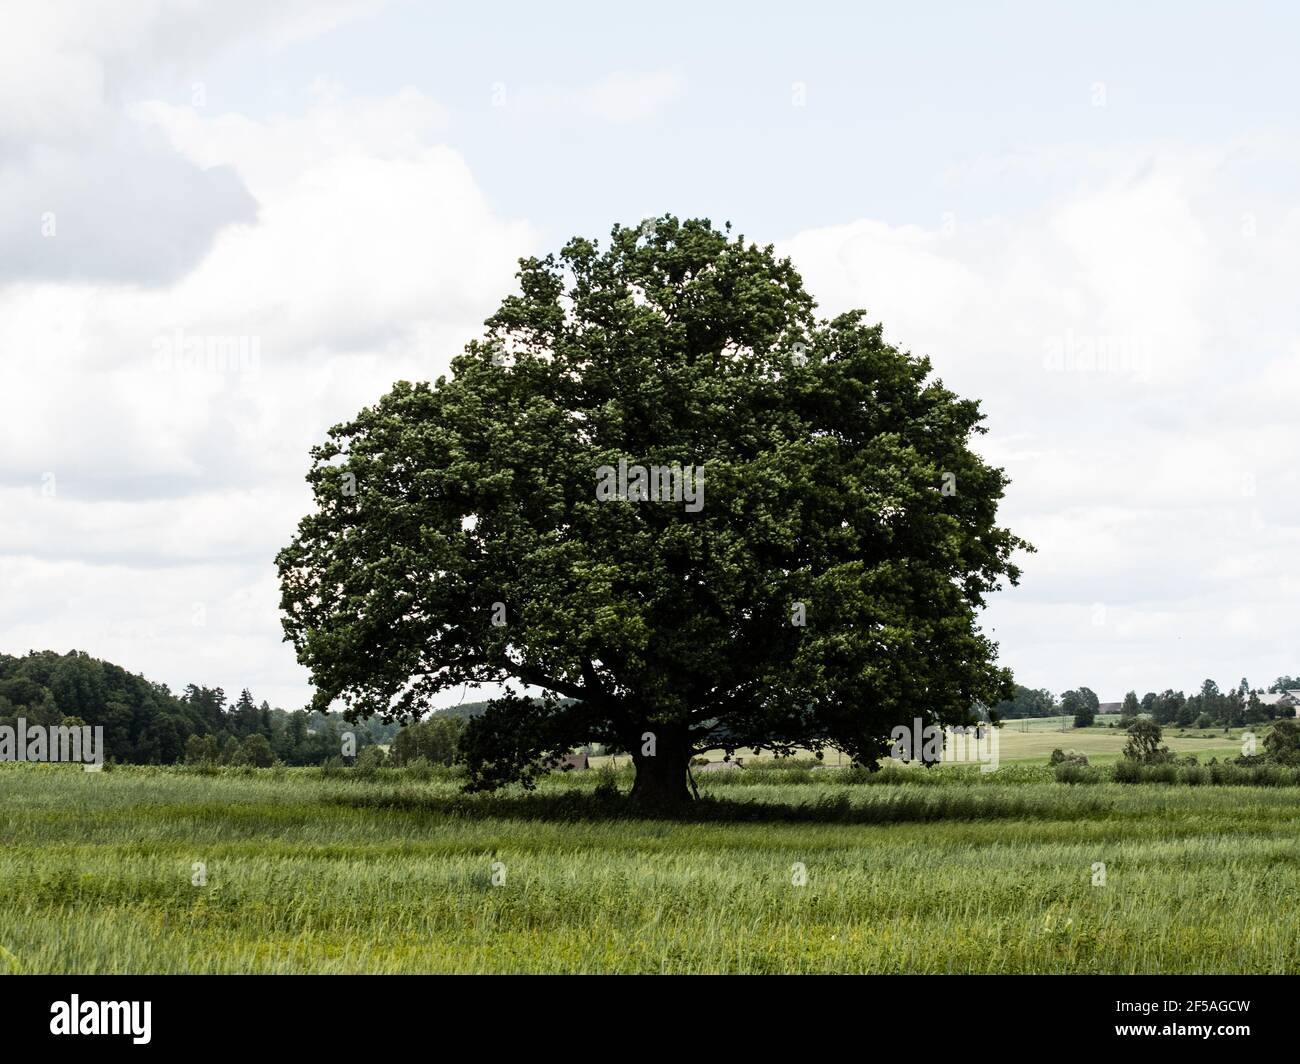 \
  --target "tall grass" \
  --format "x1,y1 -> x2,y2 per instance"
3,762 -> 1300,973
